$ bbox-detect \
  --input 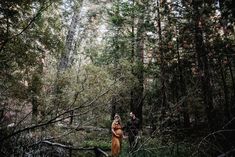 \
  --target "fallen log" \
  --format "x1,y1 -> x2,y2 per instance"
39,140 -> 110,157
